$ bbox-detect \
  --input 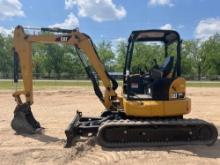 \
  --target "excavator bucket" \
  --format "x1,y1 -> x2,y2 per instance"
11,103 -> 43,134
